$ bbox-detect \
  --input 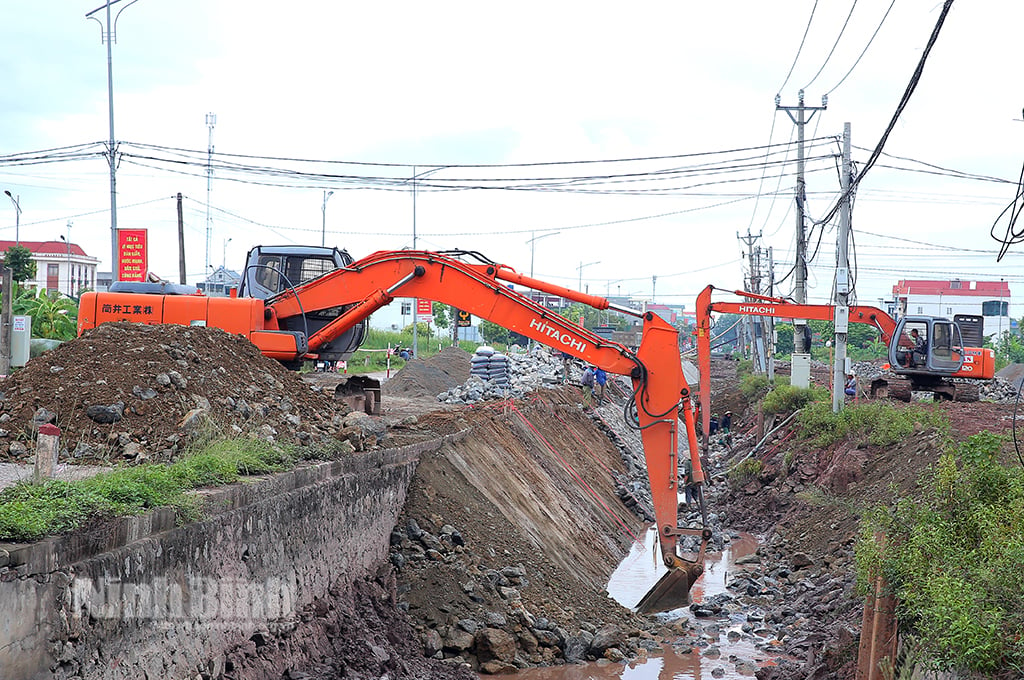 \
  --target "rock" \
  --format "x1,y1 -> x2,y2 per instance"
589,624 -> 625,655
563,635 -> 588,663
178,408 -> 211,432
85,403 -> 124,425
475,627 -> 516,663
443,629 -> 475,653
32,407 -> 58,426
791,552 -> 814,570
132,385 -> 158,400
